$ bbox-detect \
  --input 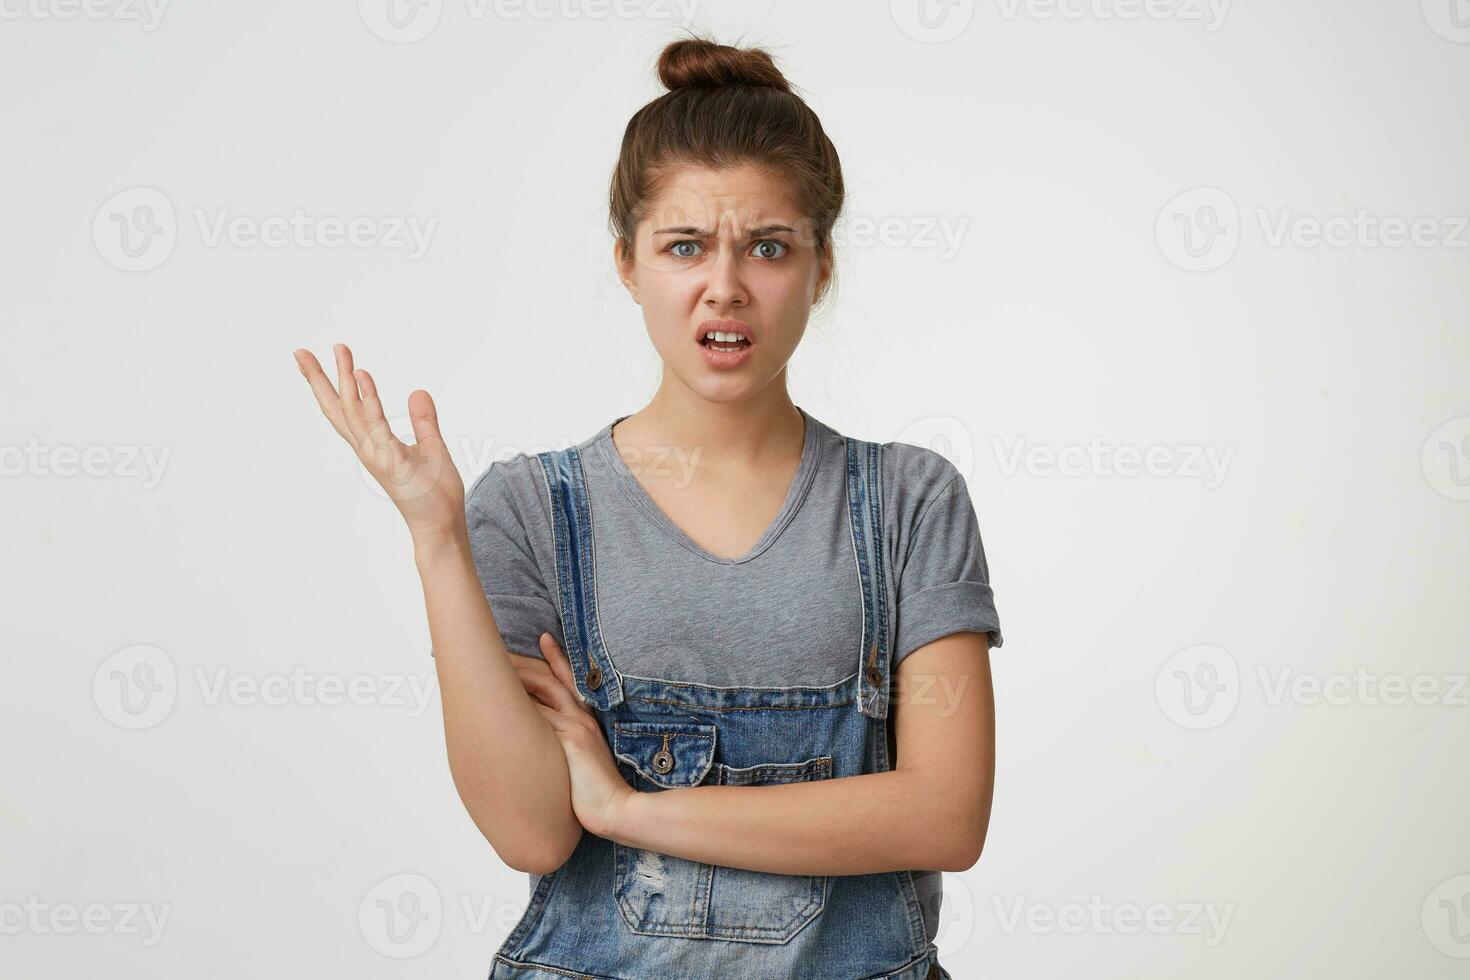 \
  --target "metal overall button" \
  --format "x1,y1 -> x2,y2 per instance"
610,721 -> 723,941
585,661 -> 603,690
651,735 -> 674,775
